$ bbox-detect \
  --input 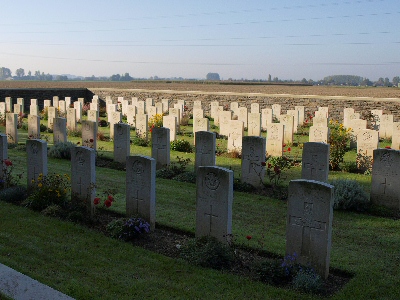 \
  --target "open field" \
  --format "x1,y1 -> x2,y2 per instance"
1,81 -> 400,99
